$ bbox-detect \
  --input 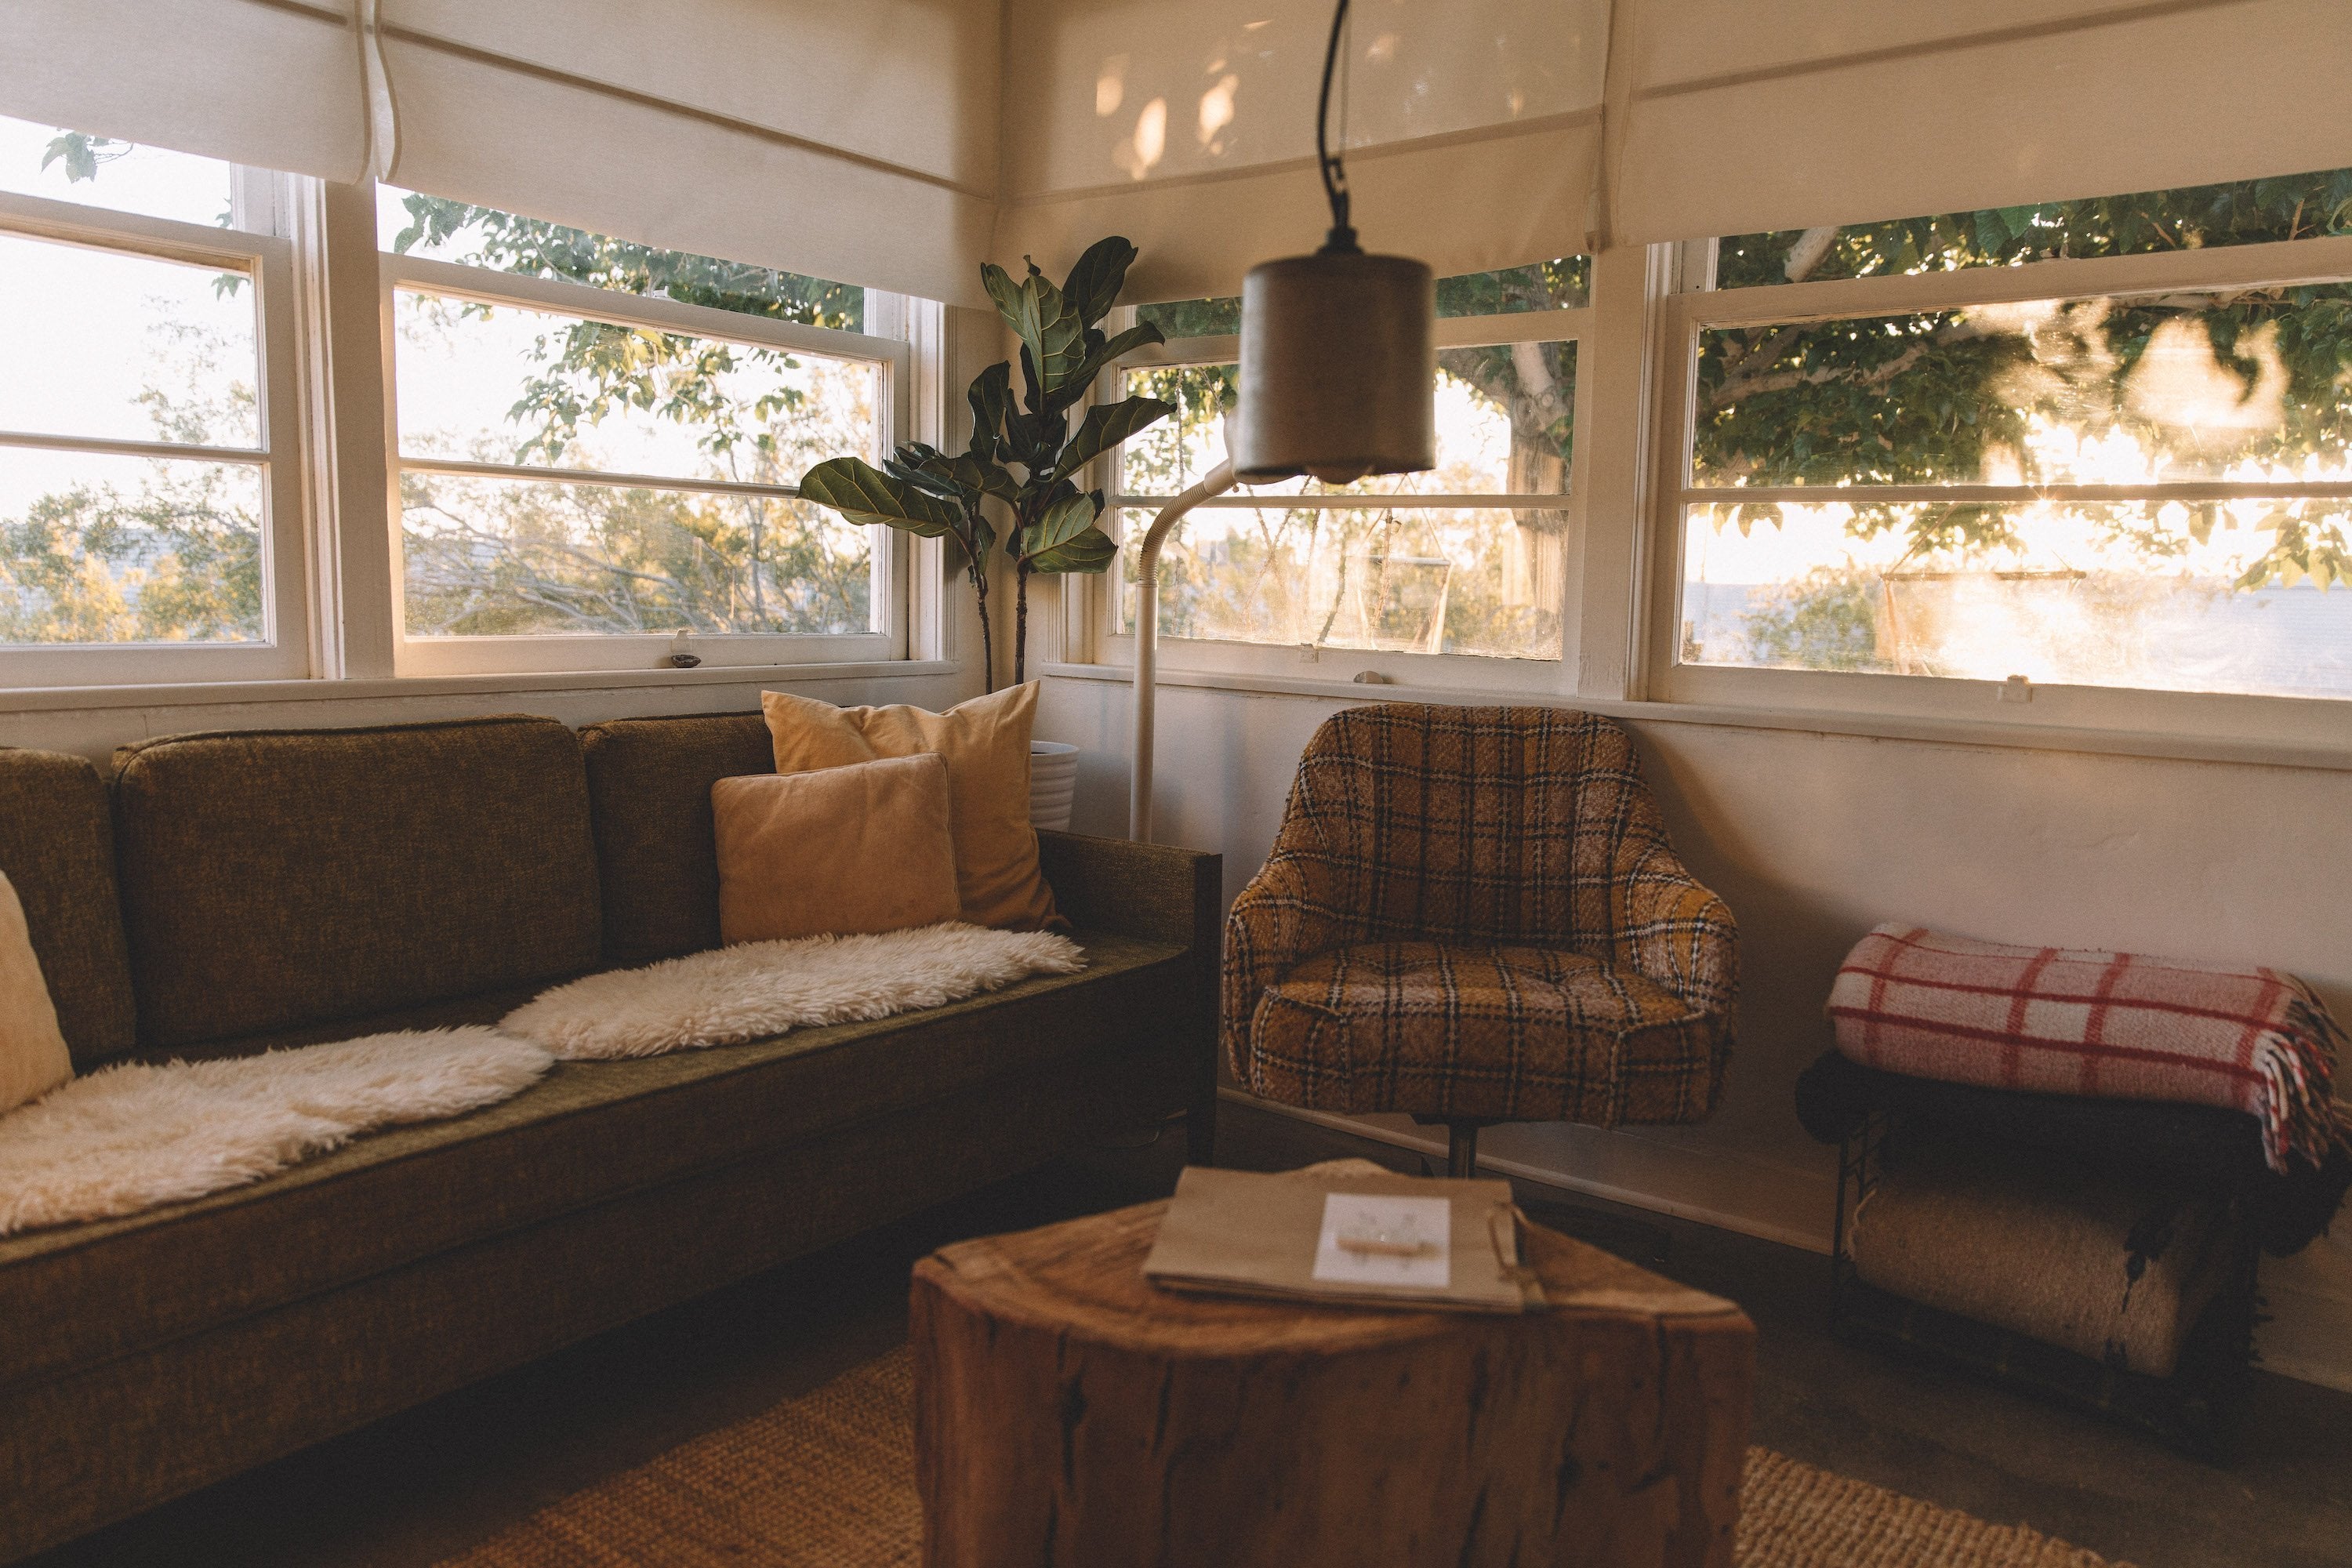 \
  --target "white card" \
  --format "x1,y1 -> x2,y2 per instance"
1310,1192 -> 1452,1288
